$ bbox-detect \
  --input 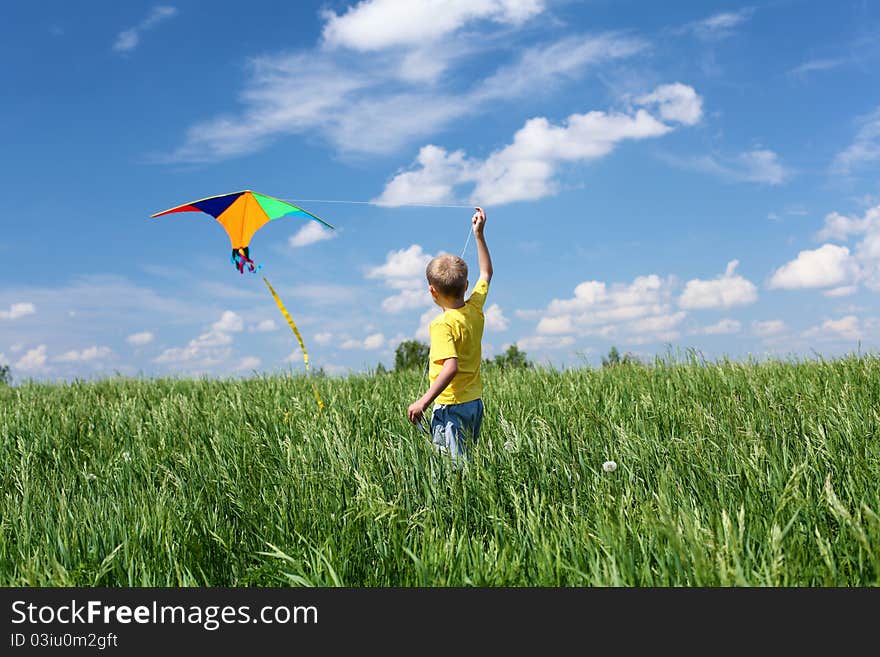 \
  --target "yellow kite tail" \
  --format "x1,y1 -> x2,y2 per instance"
262,276 -> 324,411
